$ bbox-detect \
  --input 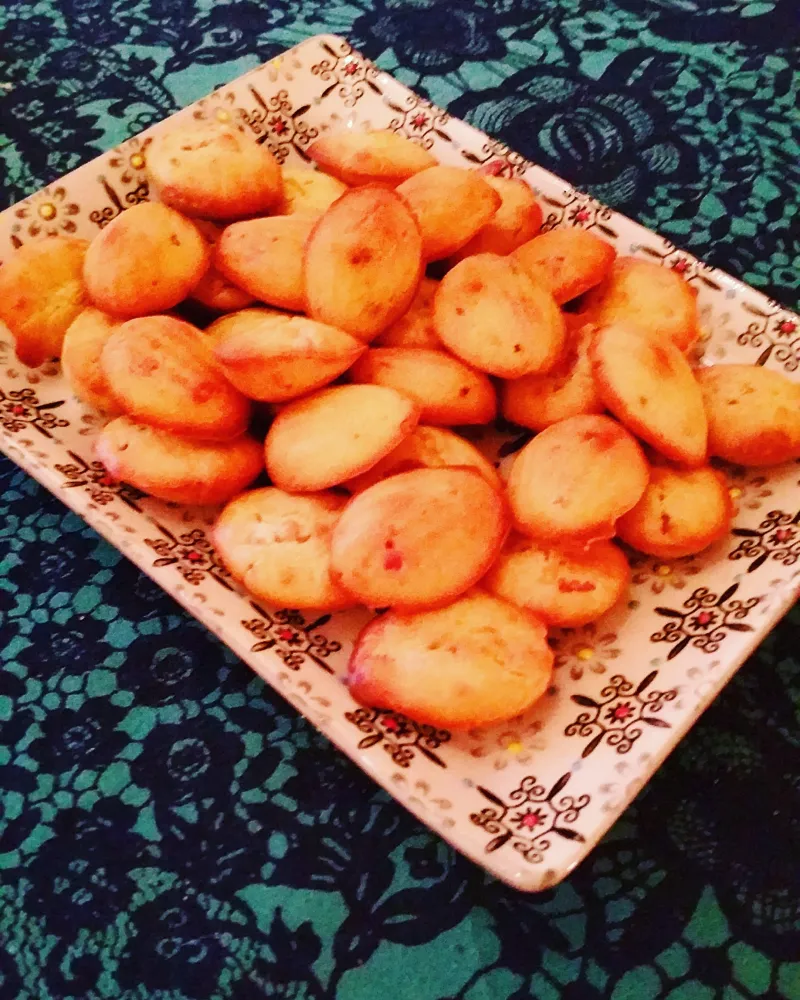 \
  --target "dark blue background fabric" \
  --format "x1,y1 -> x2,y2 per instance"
1,2 -> 799,997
